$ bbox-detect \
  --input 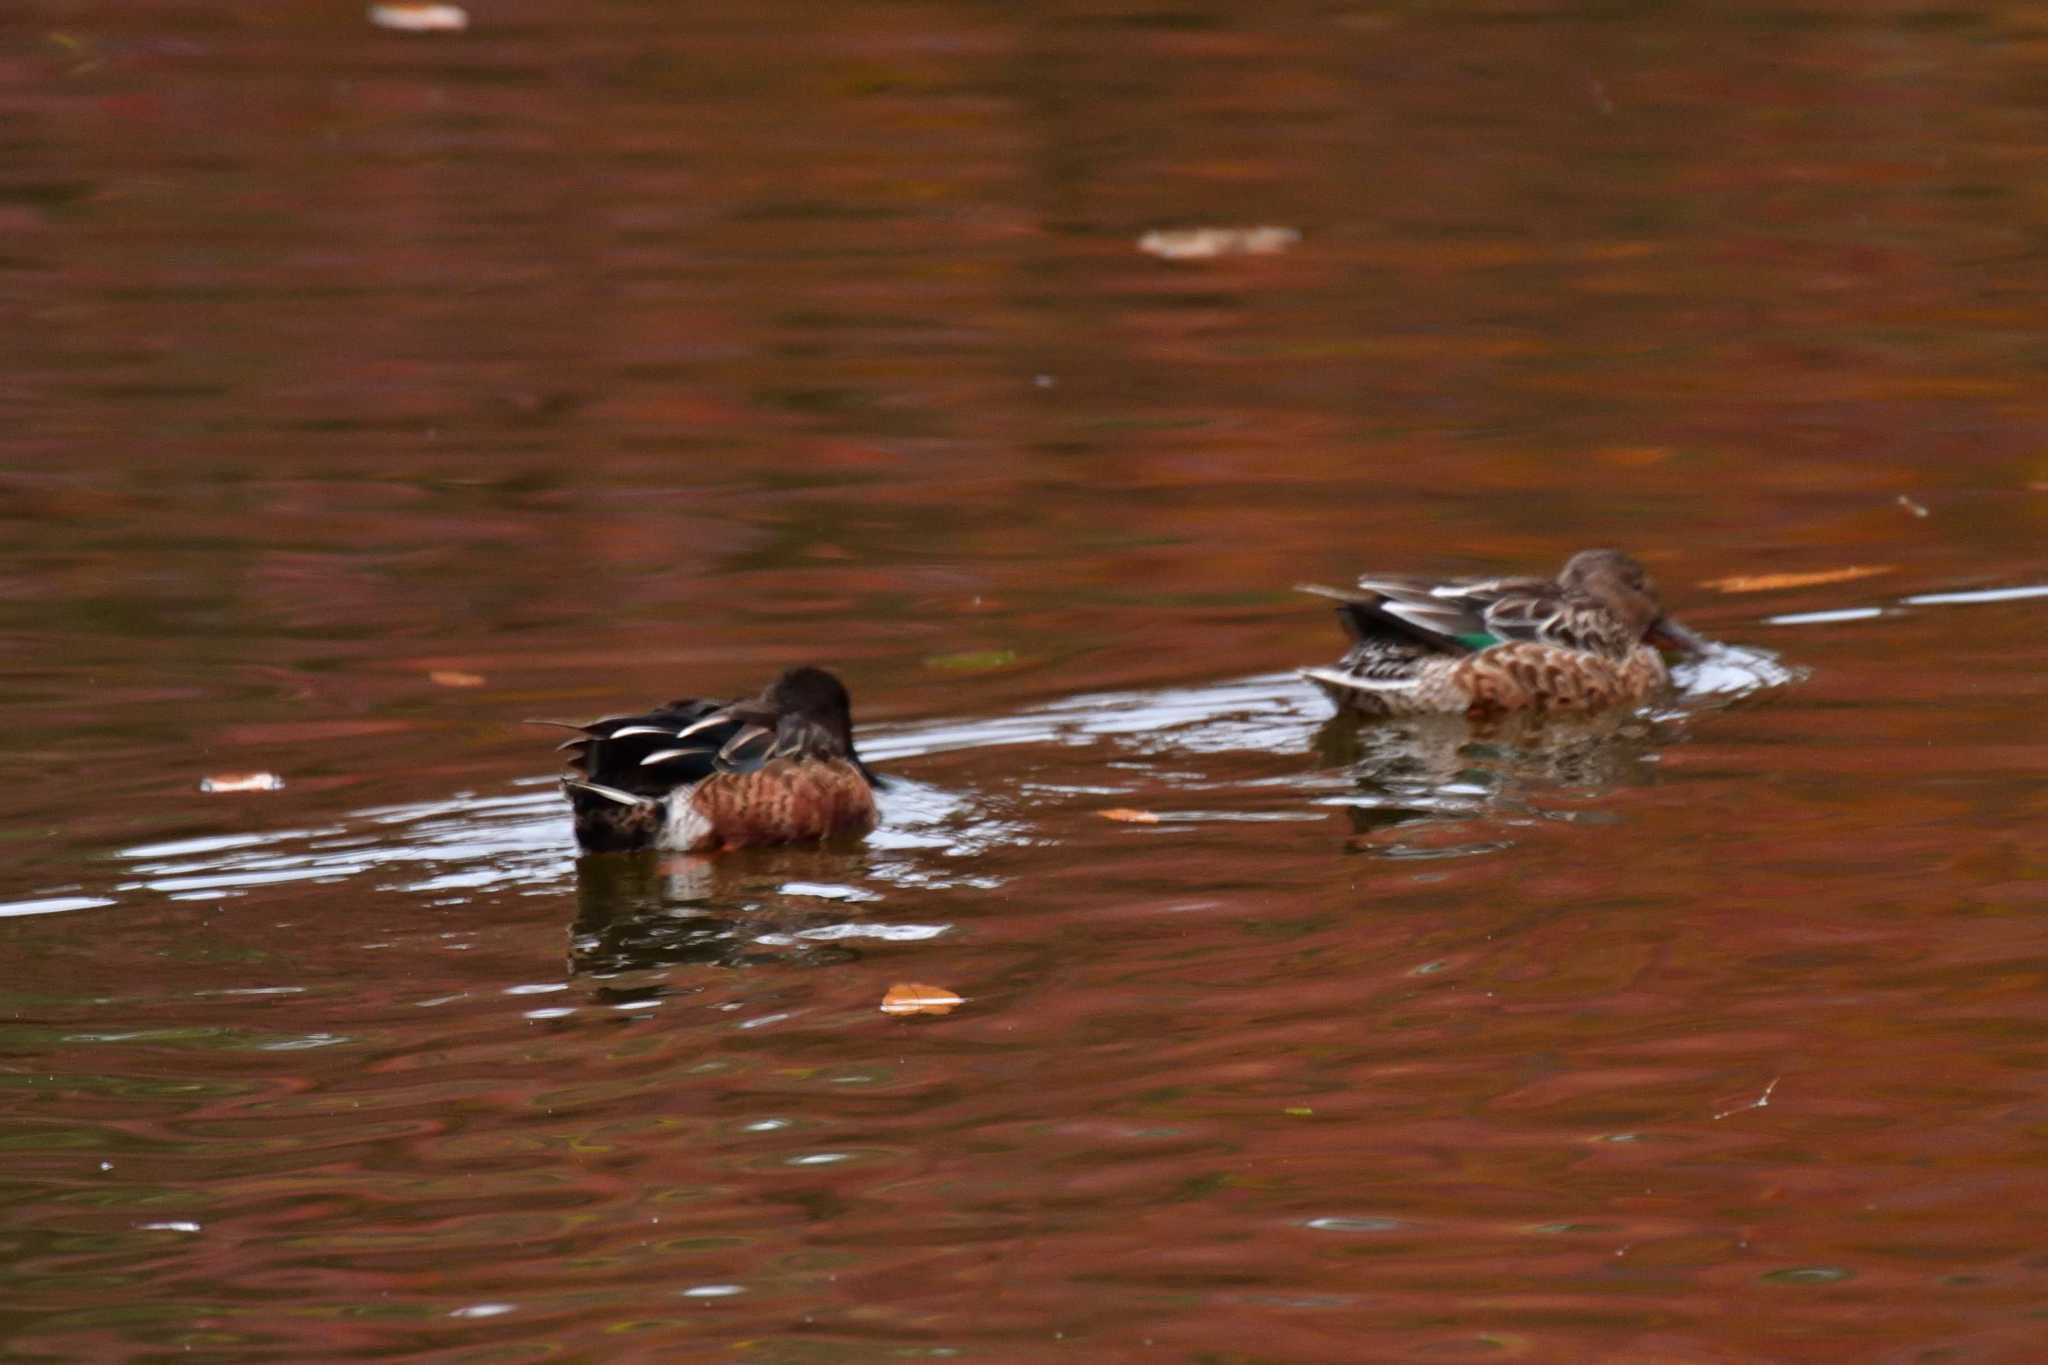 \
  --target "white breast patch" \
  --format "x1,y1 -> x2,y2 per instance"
659,793 -> 713,851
